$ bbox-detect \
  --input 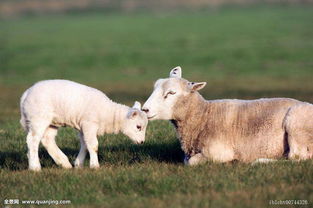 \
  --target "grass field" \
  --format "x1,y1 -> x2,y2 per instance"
0,5 -> 313,207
